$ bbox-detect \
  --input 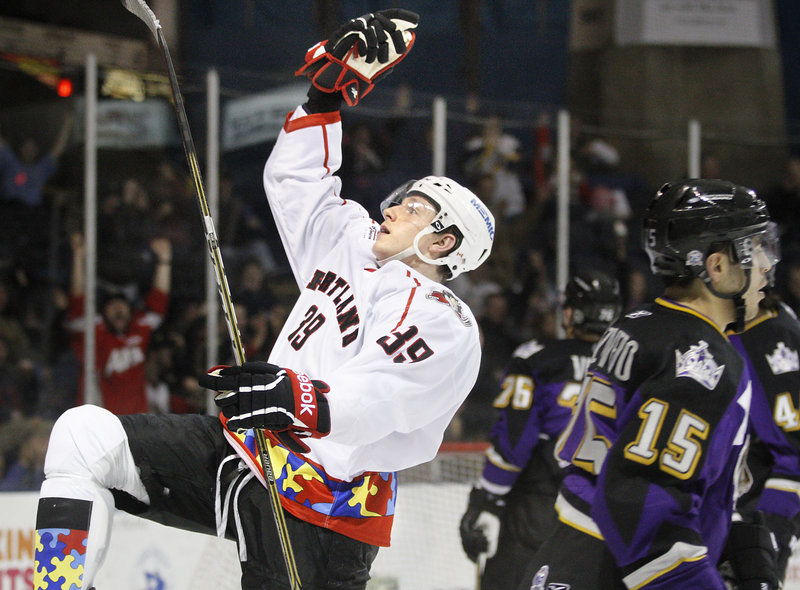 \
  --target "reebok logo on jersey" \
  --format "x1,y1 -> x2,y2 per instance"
766,342 -> 800,375
675,340 -> 725,390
